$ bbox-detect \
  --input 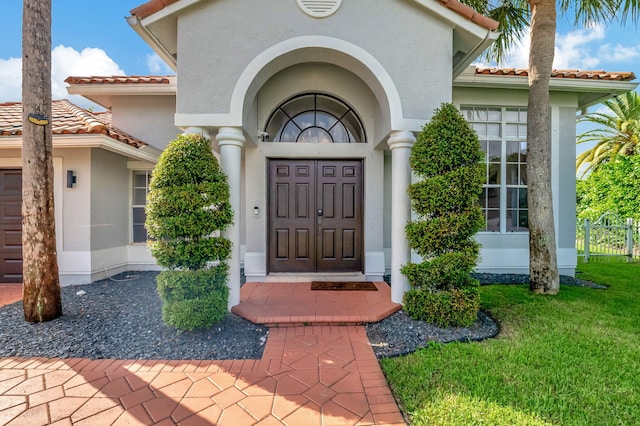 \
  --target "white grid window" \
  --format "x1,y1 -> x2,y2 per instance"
132,170 -> 152,243
462,106 -> 528,233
